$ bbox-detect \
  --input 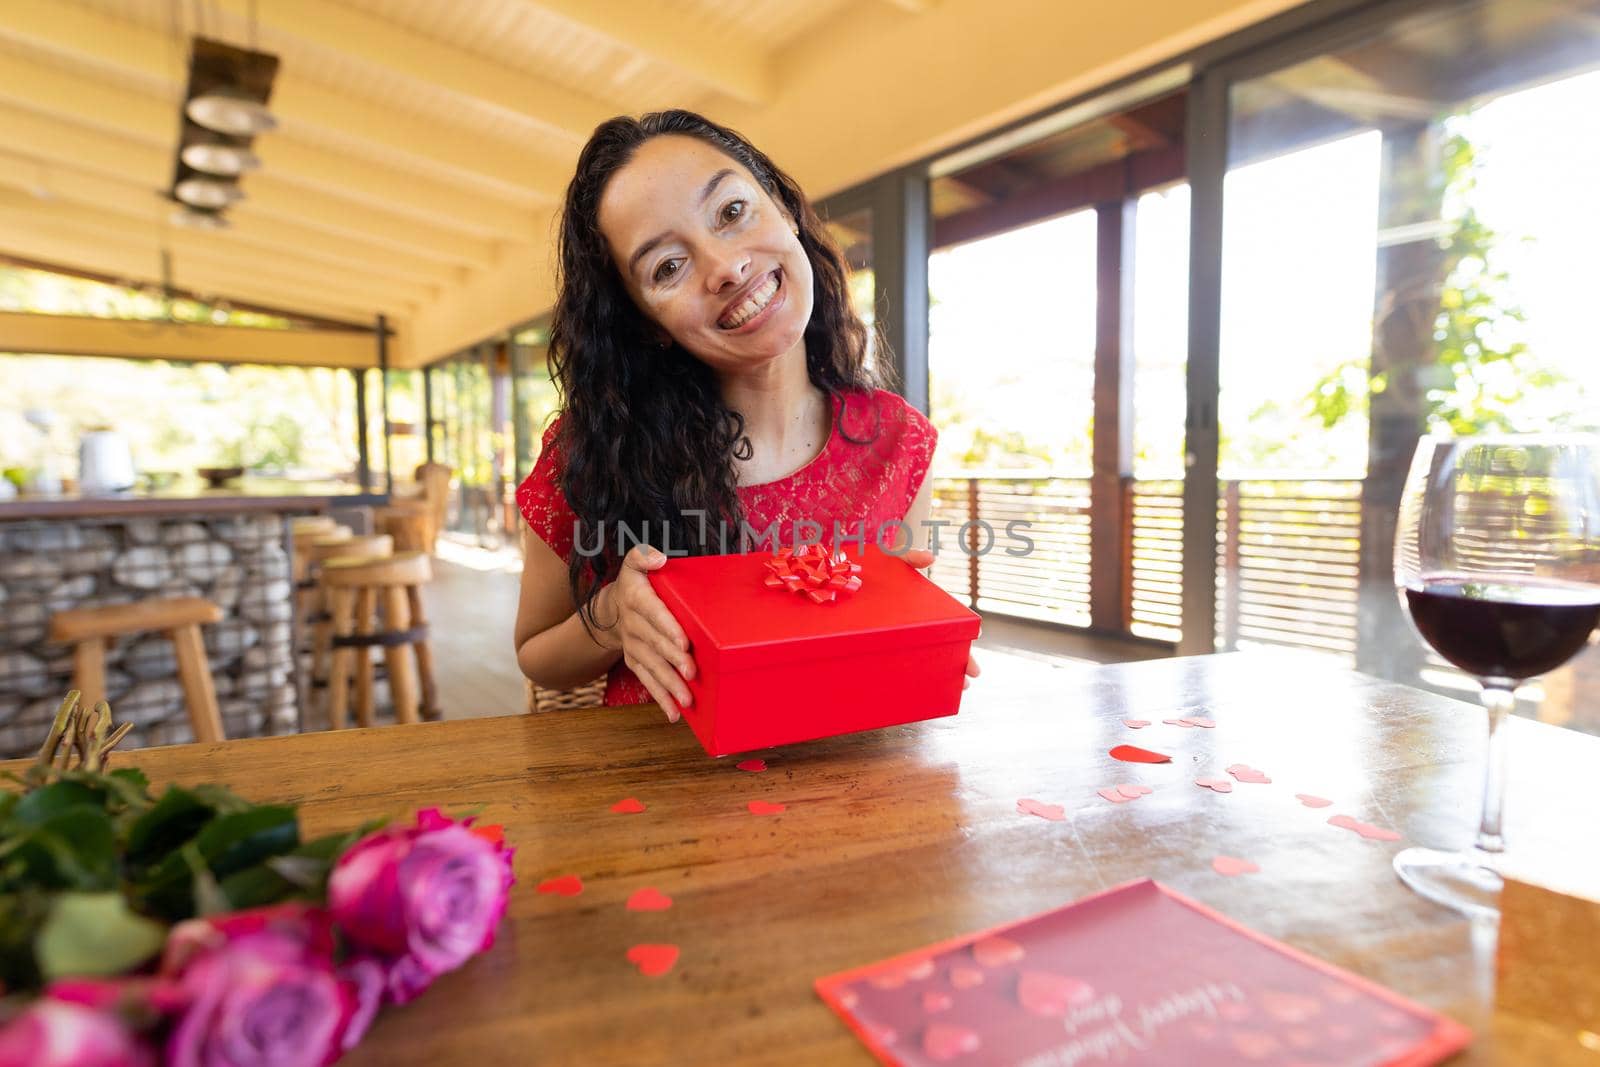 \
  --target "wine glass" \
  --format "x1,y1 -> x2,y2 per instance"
1393,434 -> 1600,920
